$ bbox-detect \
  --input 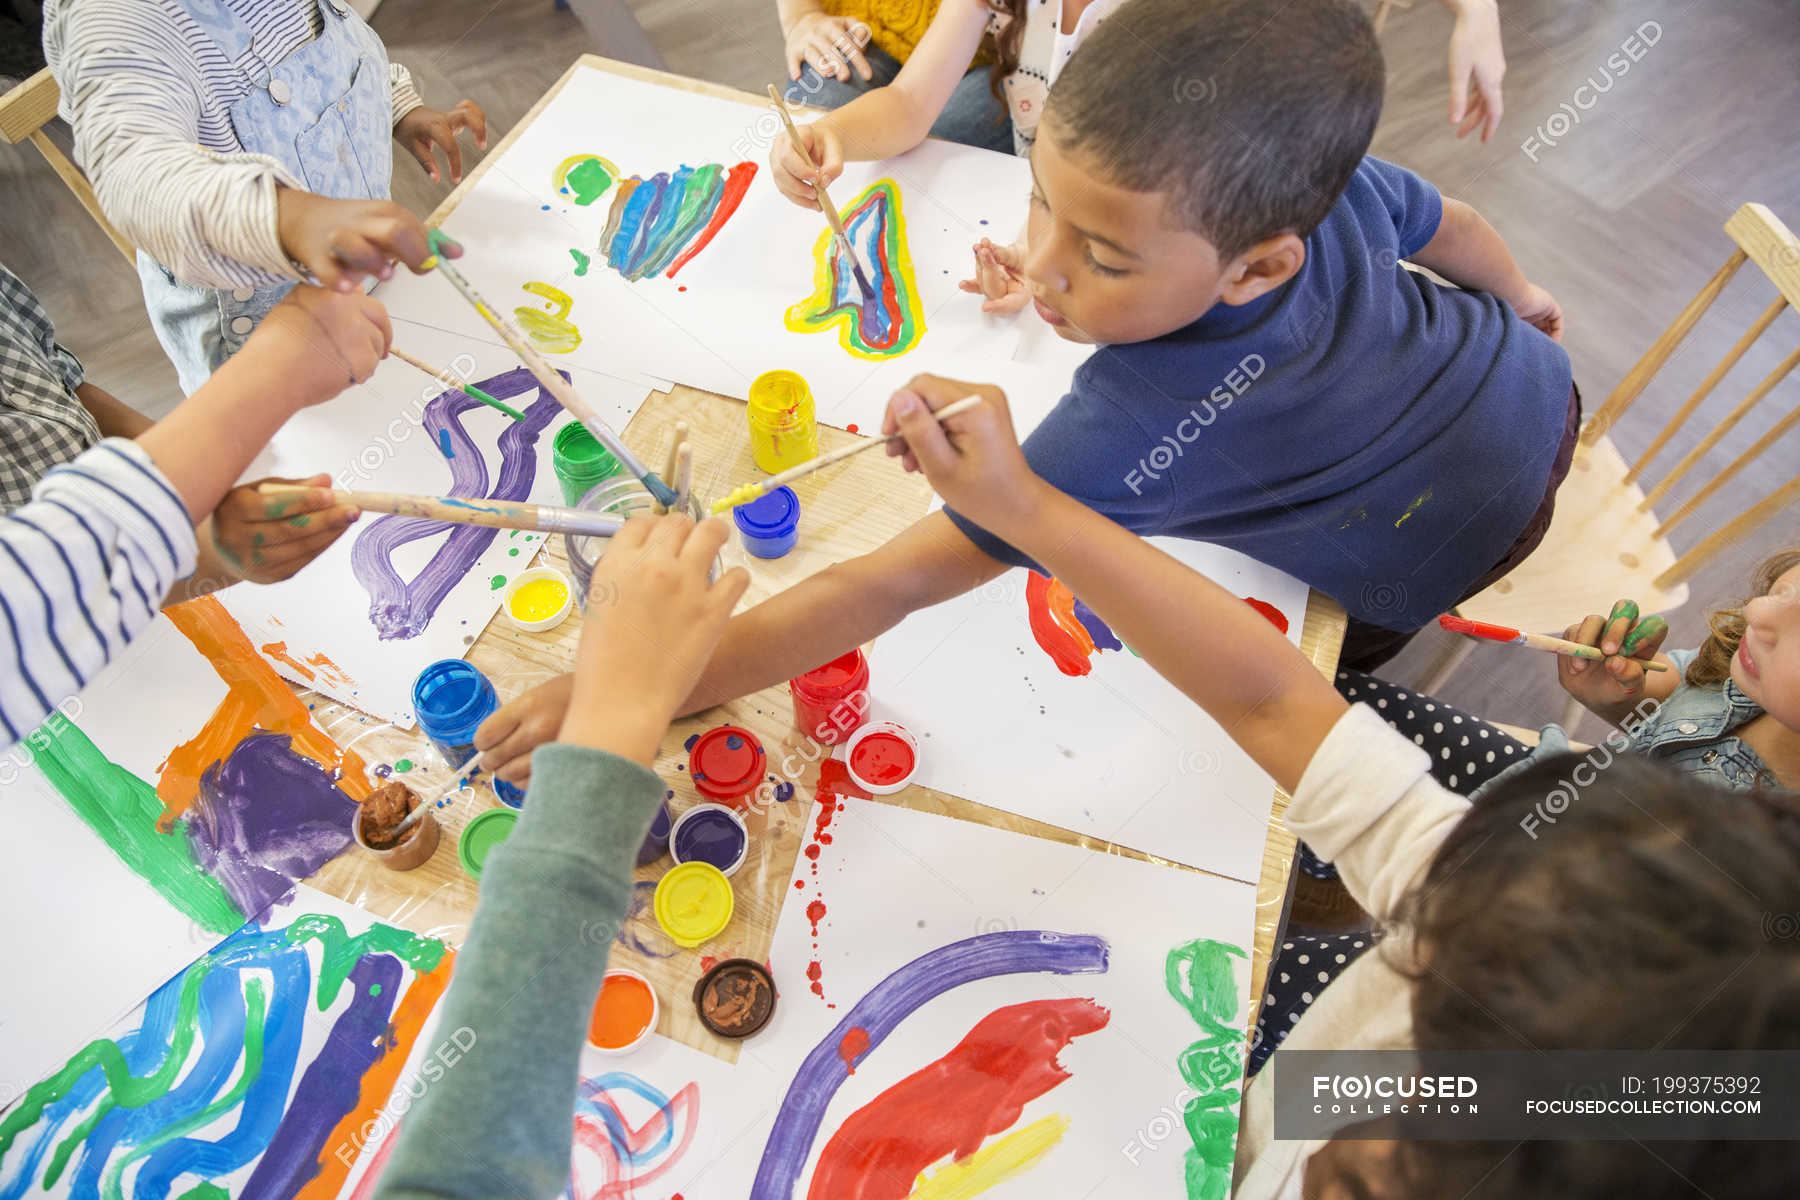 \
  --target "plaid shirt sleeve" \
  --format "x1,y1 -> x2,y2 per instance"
0,264 -> 101,513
